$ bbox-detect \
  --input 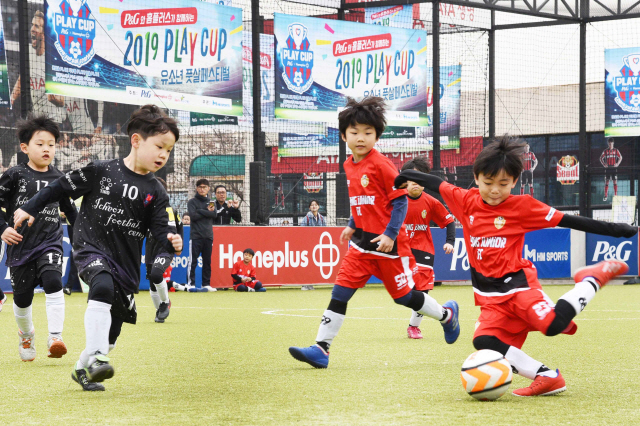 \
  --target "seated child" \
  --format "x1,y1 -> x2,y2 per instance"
232,249 -> 265,292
